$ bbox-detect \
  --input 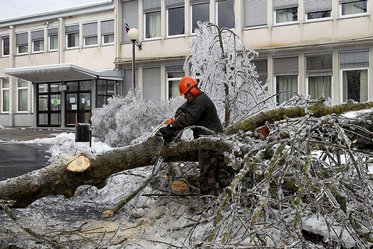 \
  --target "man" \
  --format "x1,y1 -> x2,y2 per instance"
160,76 -> 233,195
